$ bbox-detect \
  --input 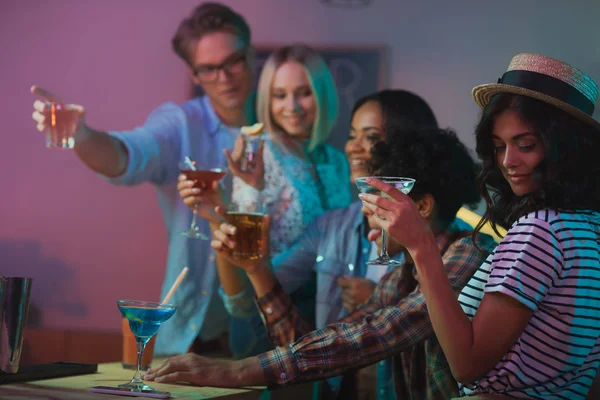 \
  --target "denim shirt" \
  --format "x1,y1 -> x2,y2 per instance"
106,96 -> 242,355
